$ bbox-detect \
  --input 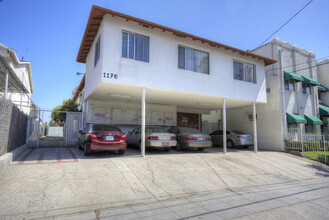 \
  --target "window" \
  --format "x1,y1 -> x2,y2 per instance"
305,124 -> 315,133
122,32 -> 149,62
303,84 -> 311,95
94,35 -> 101,67
233,61 -> 256,83
284,80 -> 295,91
178,46 -> 209,74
